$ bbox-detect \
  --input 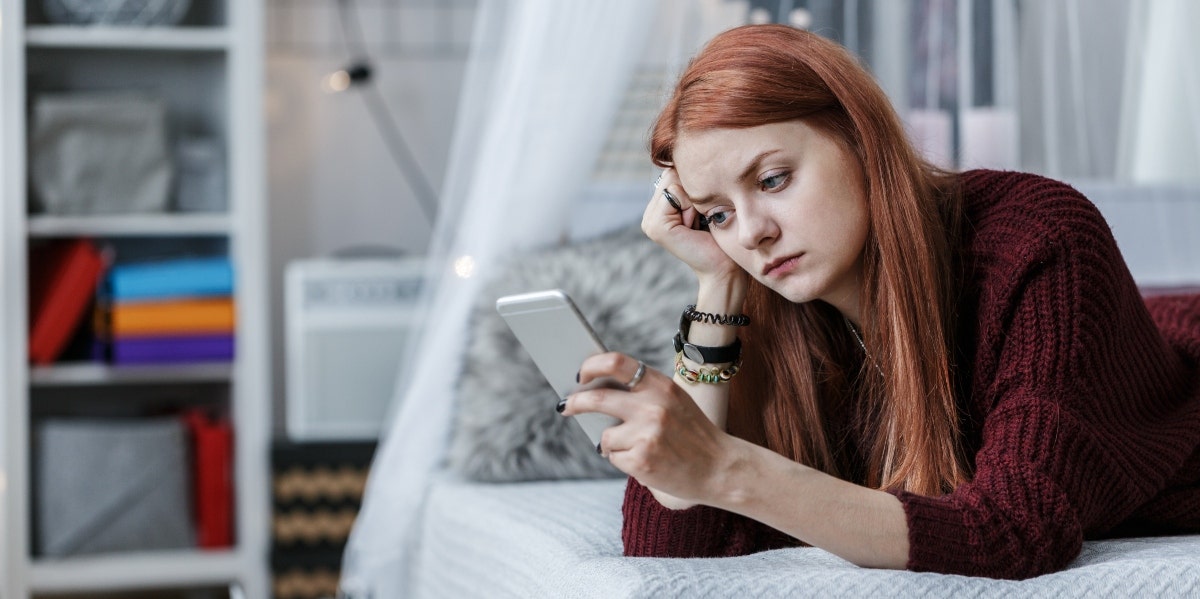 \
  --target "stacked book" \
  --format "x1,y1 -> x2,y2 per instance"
96,257 -> 236,365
